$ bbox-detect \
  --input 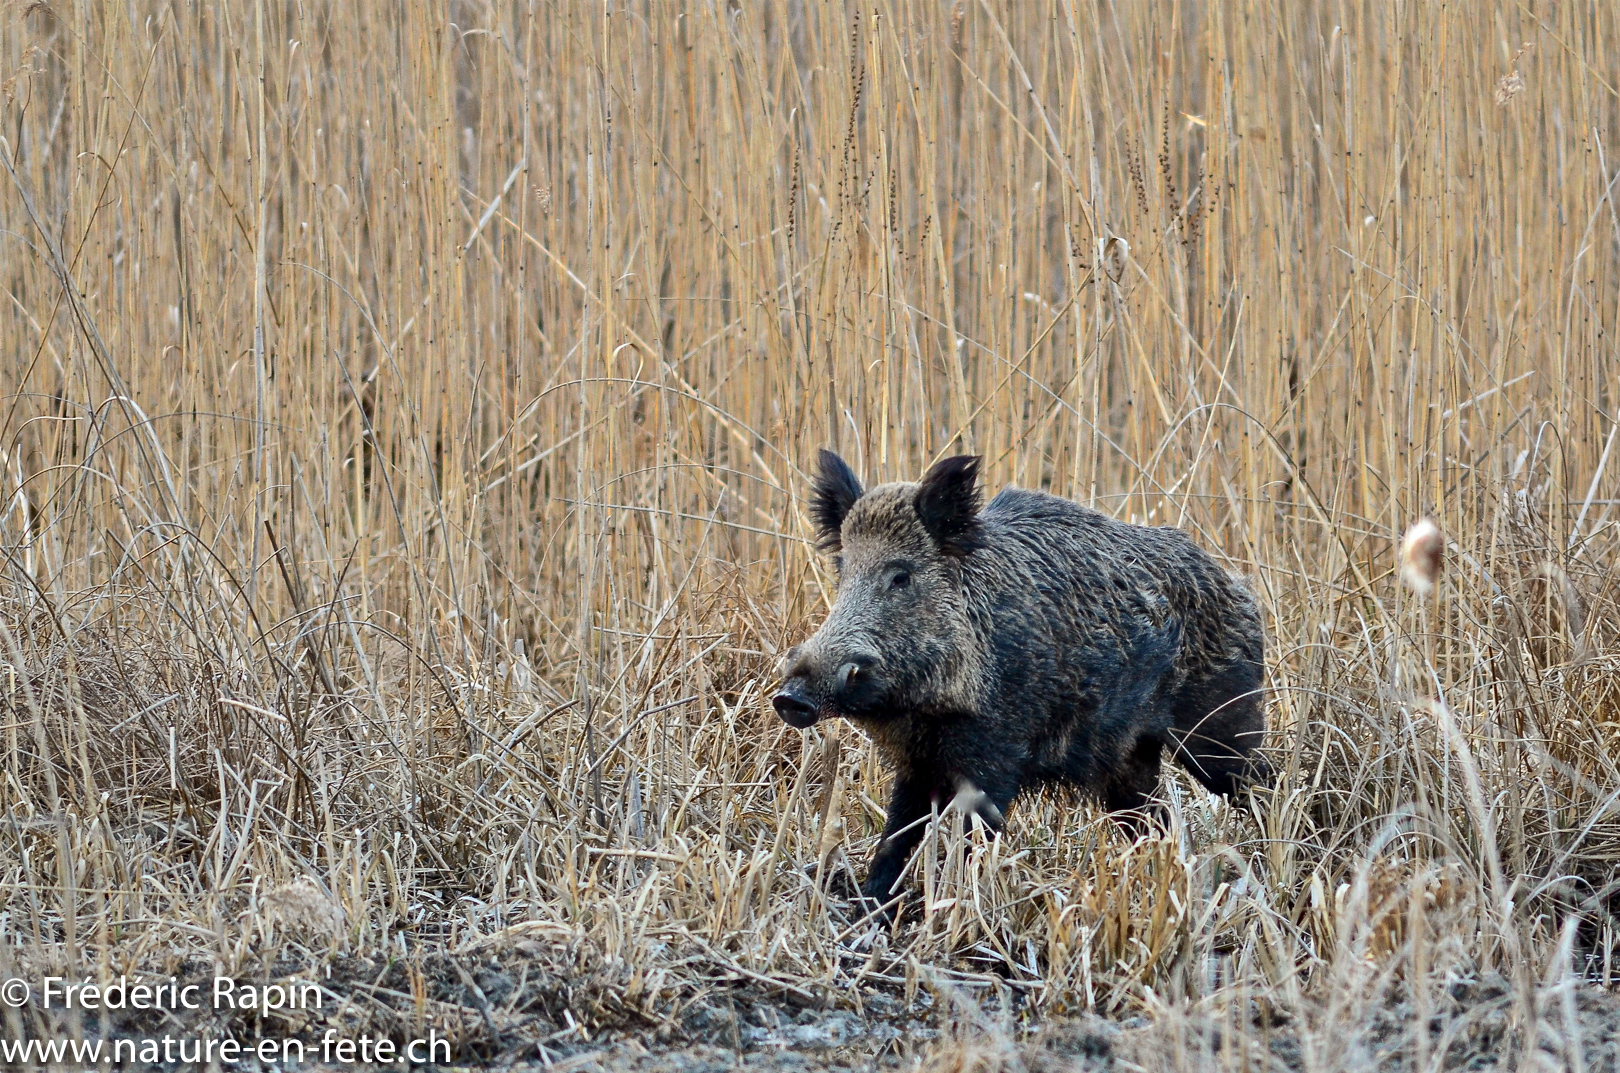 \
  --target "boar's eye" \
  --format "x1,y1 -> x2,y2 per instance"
889,569 -> 911,590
